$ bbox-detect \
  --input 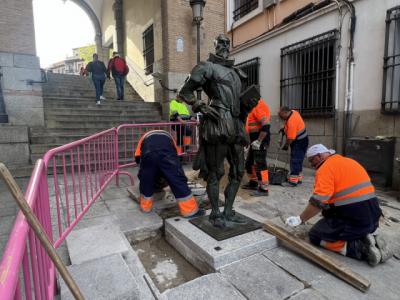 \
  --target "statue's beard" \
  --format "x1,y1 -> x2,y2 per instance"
216,48 -> 229,59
